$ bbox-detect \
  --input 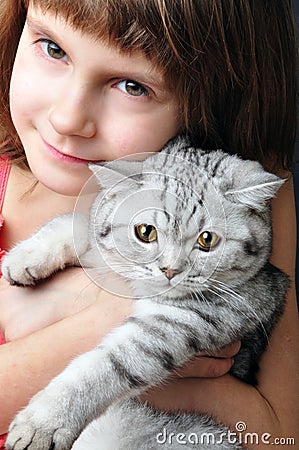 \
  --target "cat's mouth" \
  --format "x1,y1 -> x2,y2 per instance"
135,276 -> 189,299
